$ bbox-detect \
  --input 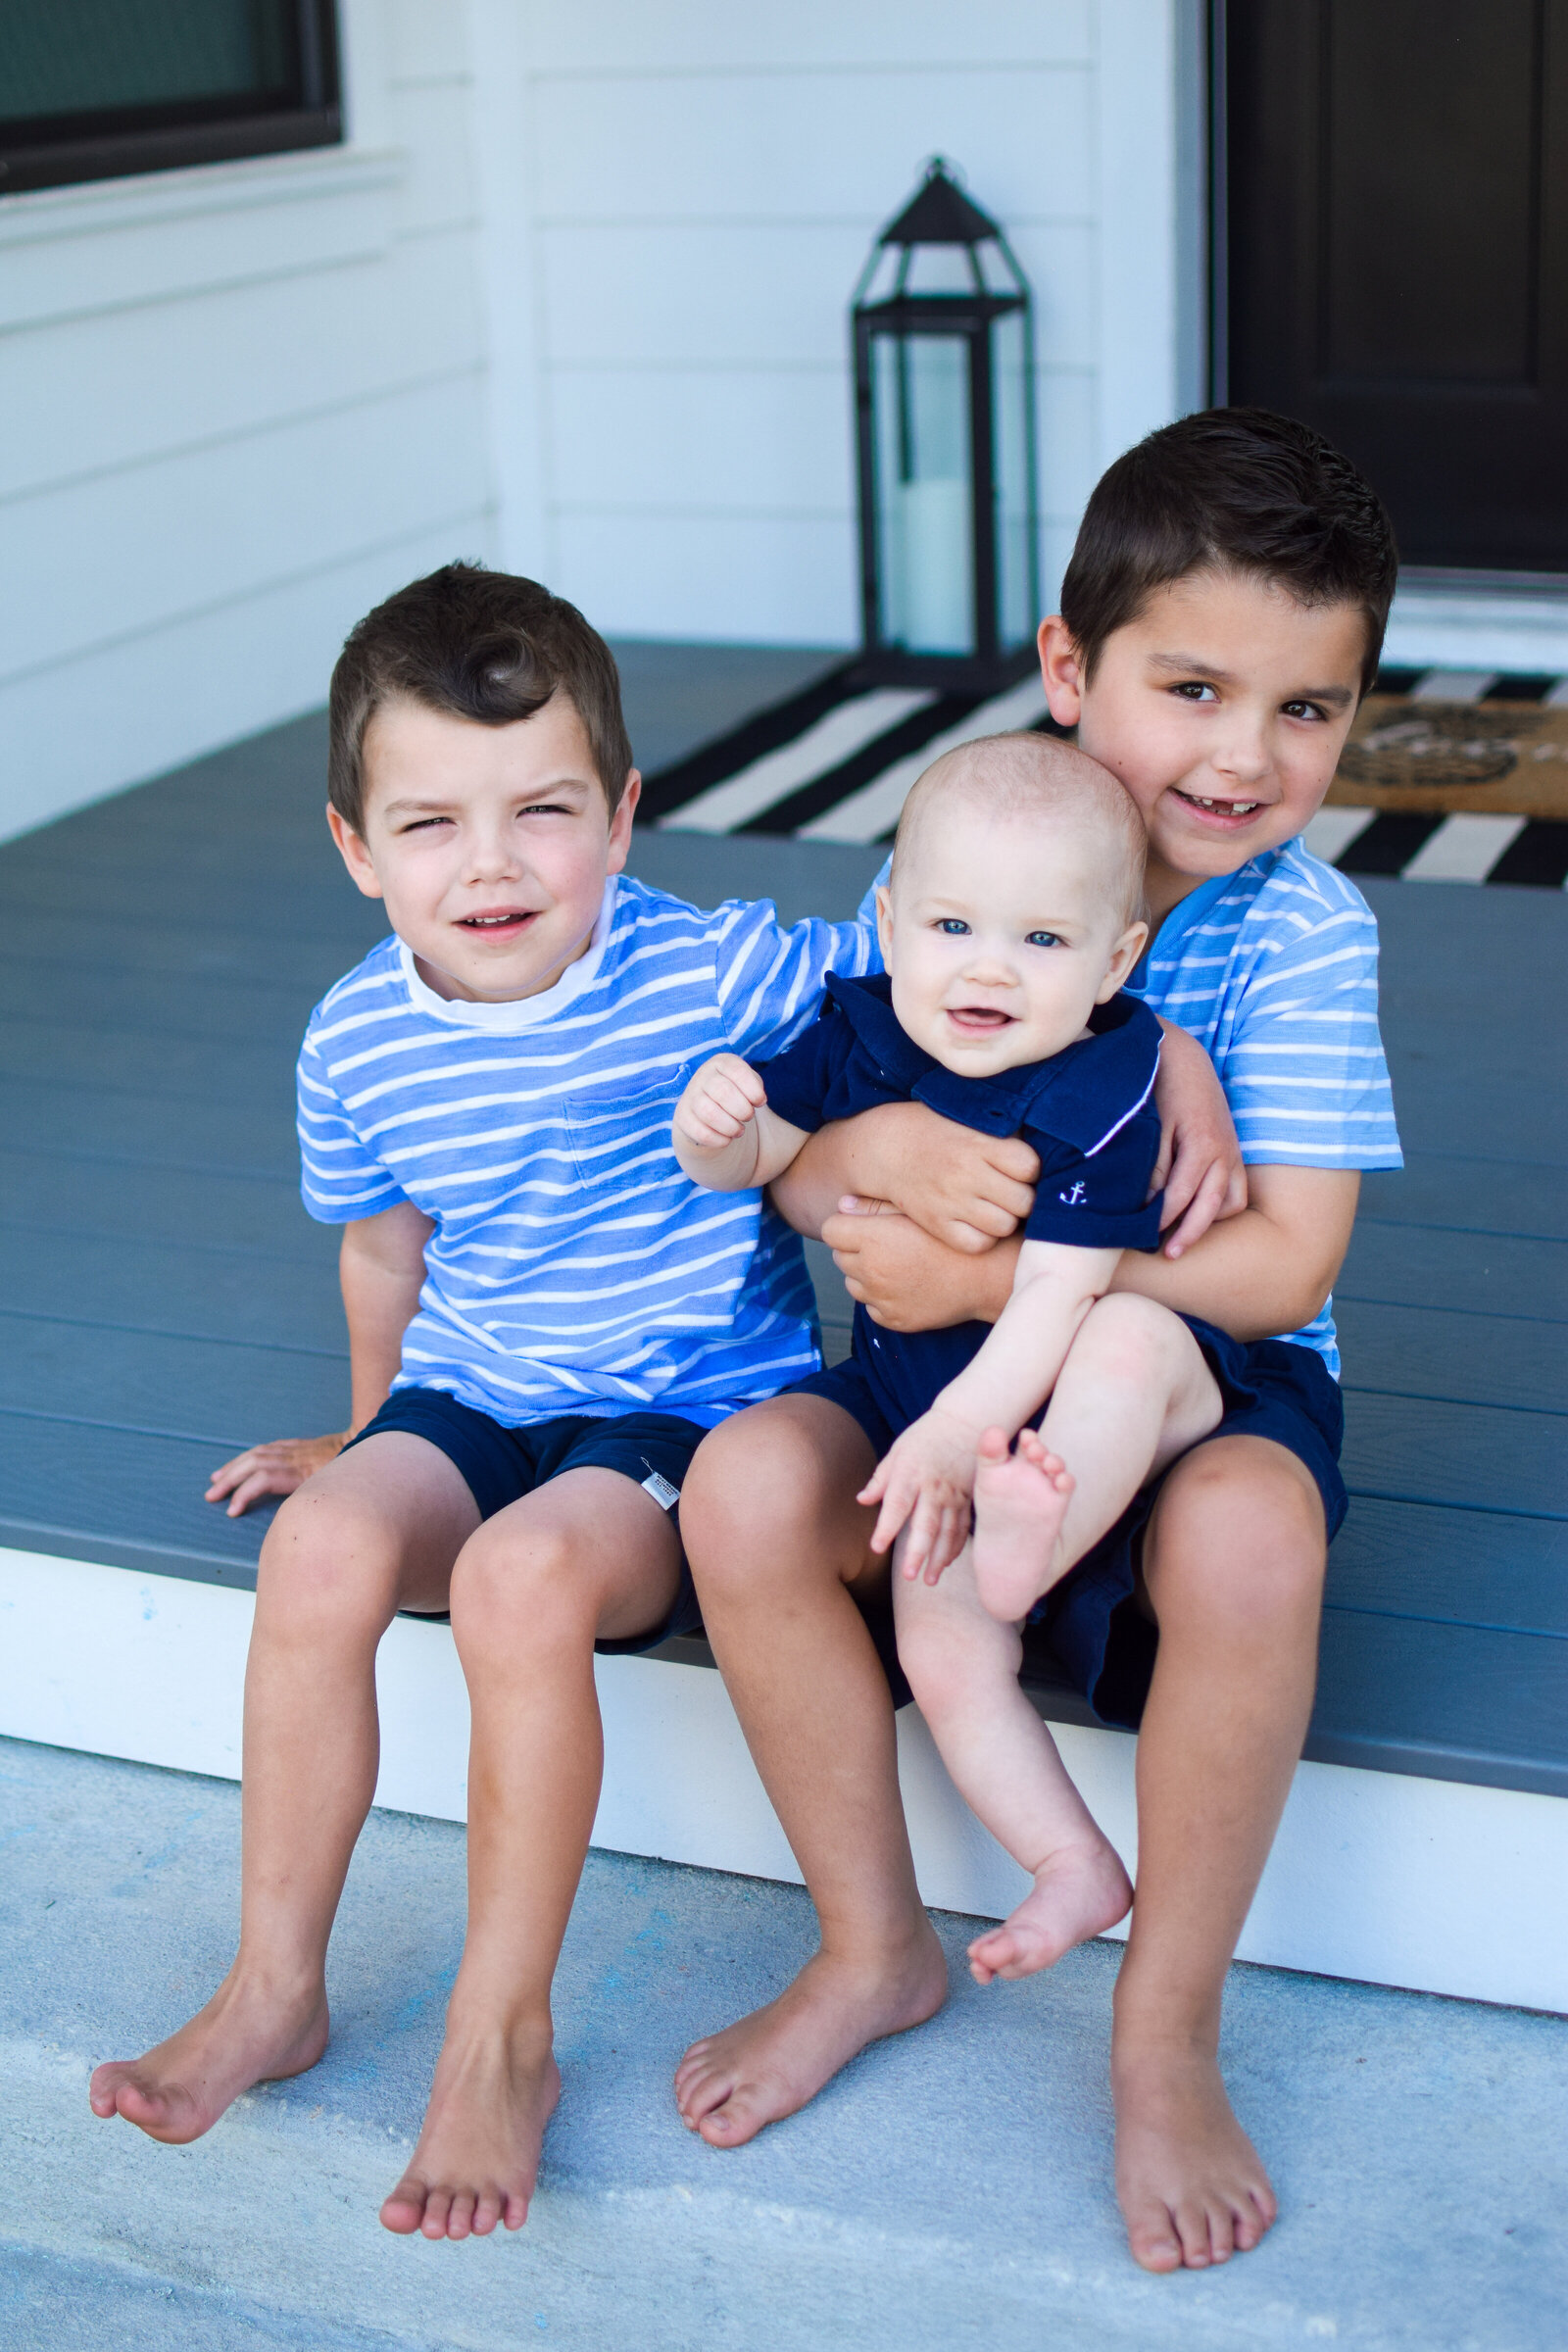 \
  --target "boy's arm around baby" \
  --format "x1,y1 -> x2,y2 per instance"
205,1199 -> 432,1516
